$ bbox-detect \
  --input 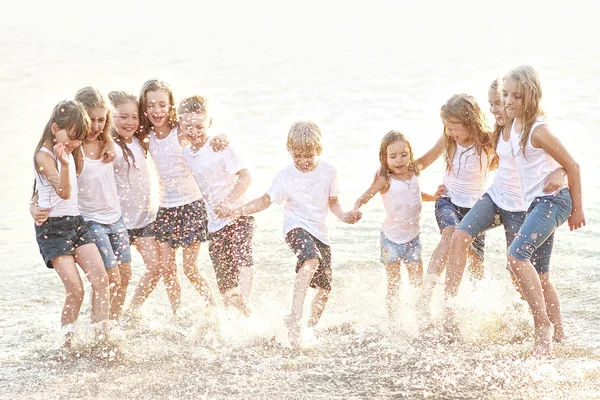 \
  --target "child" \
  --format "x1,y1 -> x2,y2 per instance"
32,100 -> 110,345
503,65 -> 584,356
179,95 -> 254,316
221,121 -> 361,347
421,94 -> 496,308
136,79 -> 215,313
73,87 -> 132,320
353,130 -> 436,318
108,90 -> 163,315
443,79 -> 566,305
